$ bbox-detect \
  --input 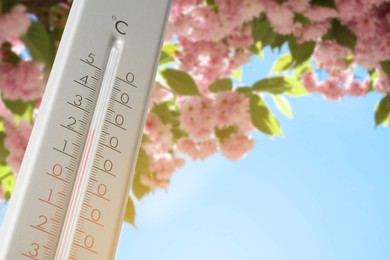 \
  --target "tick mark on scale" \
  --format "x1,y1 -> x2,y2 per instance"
21,253 -> 39,260
73,243 -> 97,254
29,225 -> 55,237
38,198 -> 63,210
73,80 -> 95,91
53,147 -> 77,159
60,124 -> 82,136
80,59 -> 101,71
